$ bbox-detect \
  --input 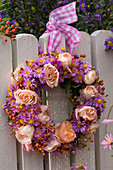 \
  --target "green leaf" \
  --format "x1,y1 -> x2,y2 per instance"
72,84 -> 81,89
